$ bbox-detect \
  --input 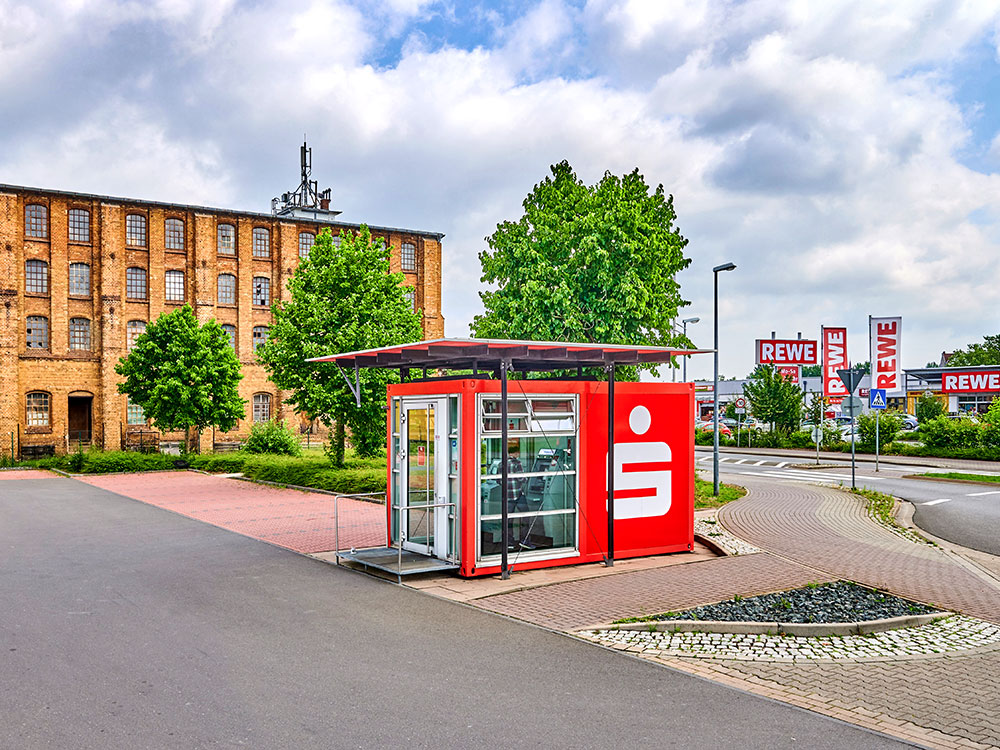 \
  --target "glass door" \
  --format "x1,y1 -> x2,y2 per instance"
401,400 -> 449,559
